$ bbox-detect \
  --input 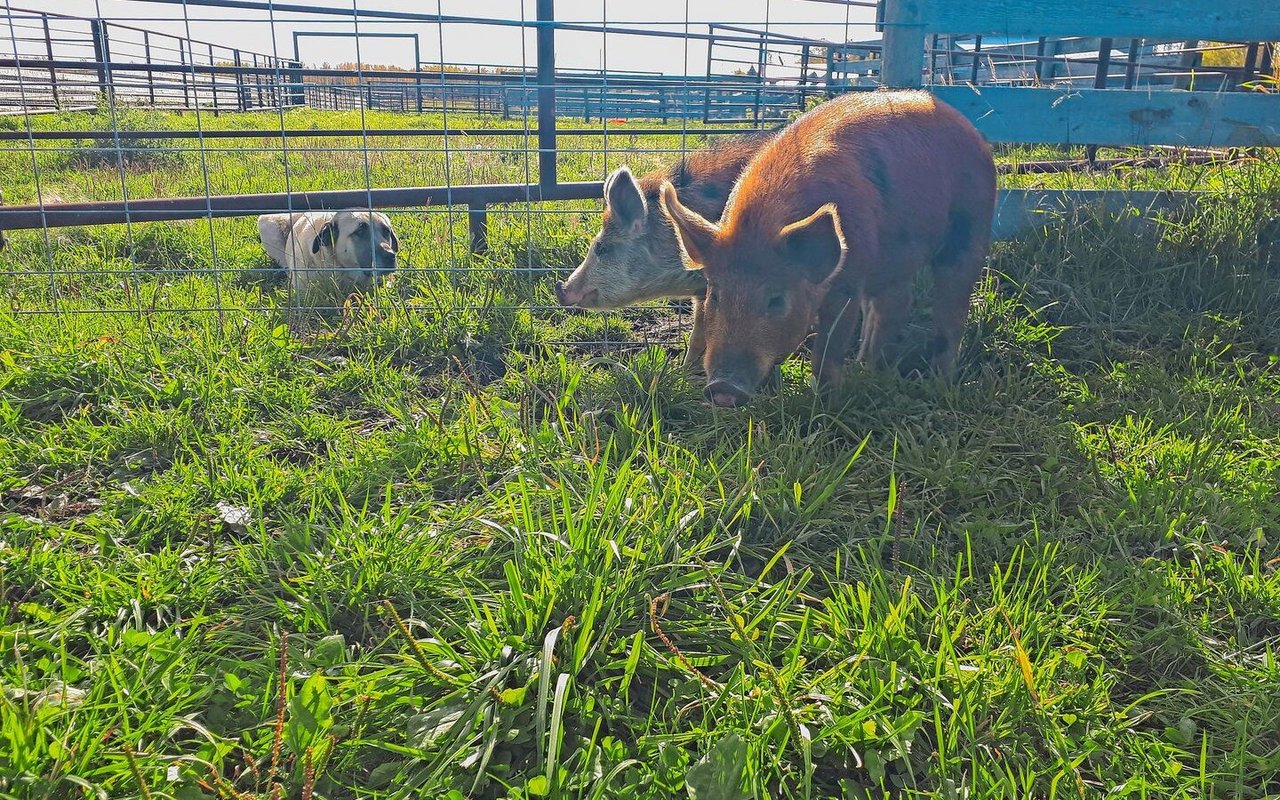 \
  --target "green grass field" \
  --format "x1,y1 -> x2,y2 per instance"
2,105 -> 1280,800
